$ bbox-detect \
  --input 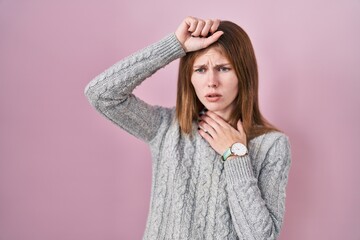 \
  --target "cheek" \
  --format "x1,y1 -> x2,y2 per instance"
191,78 -> 202,95
233,83 -> 239,95
227,80 -> 239,101
225,77 -> 239,94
